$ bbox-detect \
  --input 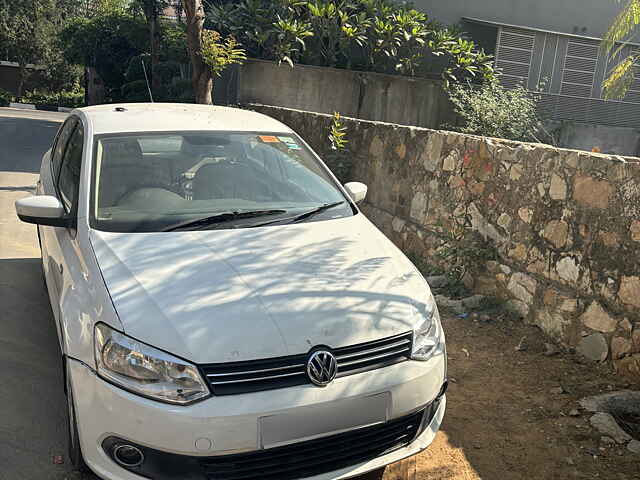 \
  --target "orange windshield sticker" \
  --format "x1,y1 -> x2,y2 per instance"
258,135 -> 280,143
